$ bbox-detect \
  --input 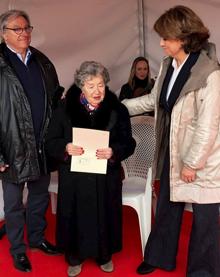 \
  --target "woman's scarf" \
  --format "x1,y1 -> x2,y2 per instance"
80,92 -> 100,113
